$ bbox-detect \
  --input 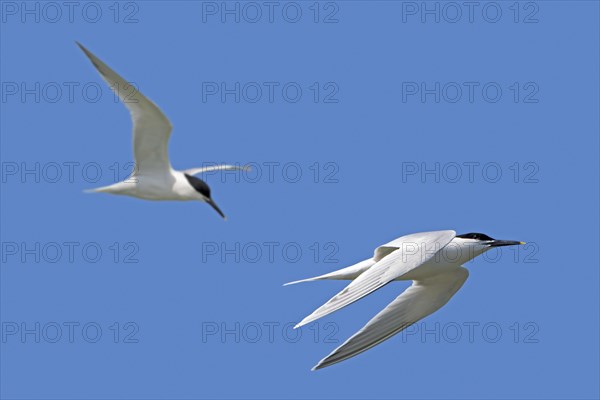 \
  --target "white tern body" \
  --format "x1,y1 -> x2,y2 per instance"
77,42 -> 247,218
286,230 -> 524,370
